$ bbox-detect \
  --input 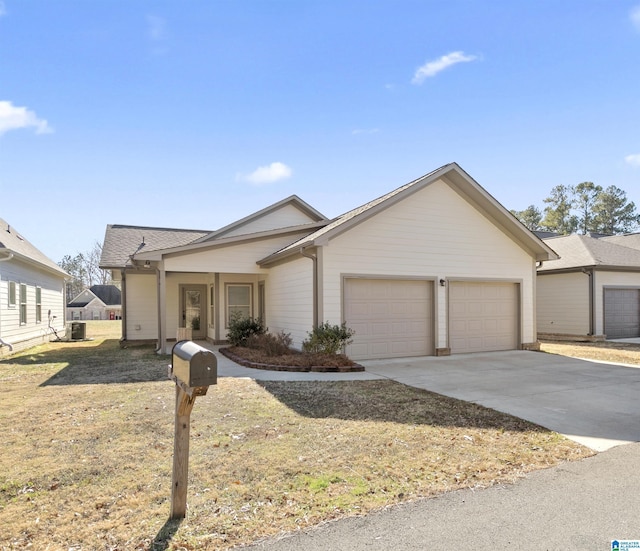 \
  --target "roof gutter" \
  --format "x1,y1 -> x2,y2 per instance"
300,246 -> 319,328
0,251 -> 14,262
